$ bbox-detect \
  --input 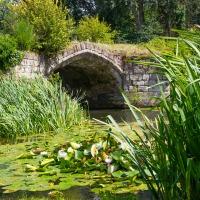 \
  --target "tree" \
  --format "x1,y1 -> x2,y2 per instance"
9,0 -> 74,54
185,0 -> 200,27
130,0 -> 145,32
155,0 -> 186,35
57,0 -> 95,23
0,0 -> 13,33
